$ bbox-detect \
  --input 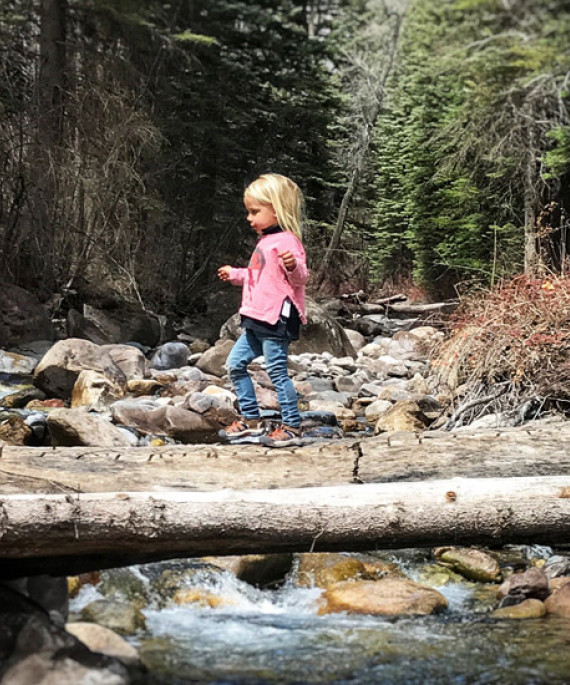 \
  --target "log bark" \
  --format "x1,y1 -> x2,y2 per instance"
386,301 -> 459,318
1,420 -> 570,576
369,294 -> 407,305
358,303 -> 388,315
1,477 -> 570,576
1,420 -> 570,495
